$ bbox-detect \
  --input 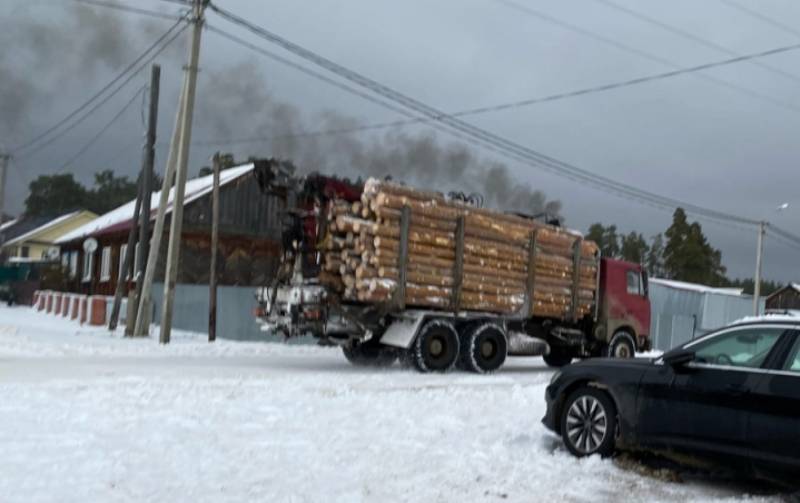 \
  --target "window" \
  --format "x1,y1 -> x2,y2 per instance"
782,336 -> 800,373
20,246 -> 29,258
100,246 -> 112,282
118,243 -> 141,280
69,252 -> 78,279
82,251 -> 94,283
626,270 -> 642,296
61,252 -> 70,268
119,244 -> 128,280
687,327 -> 785,369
